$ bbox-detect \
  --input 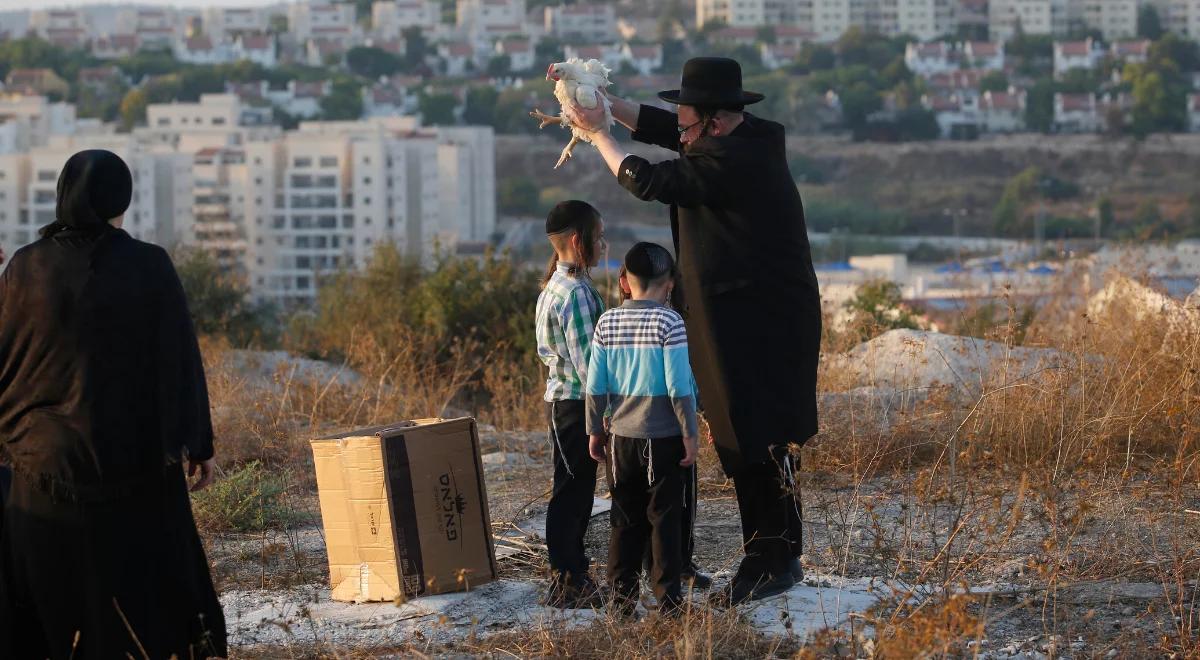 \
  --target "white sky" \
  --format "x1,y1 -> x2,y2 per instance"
0,0 -> 290,9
